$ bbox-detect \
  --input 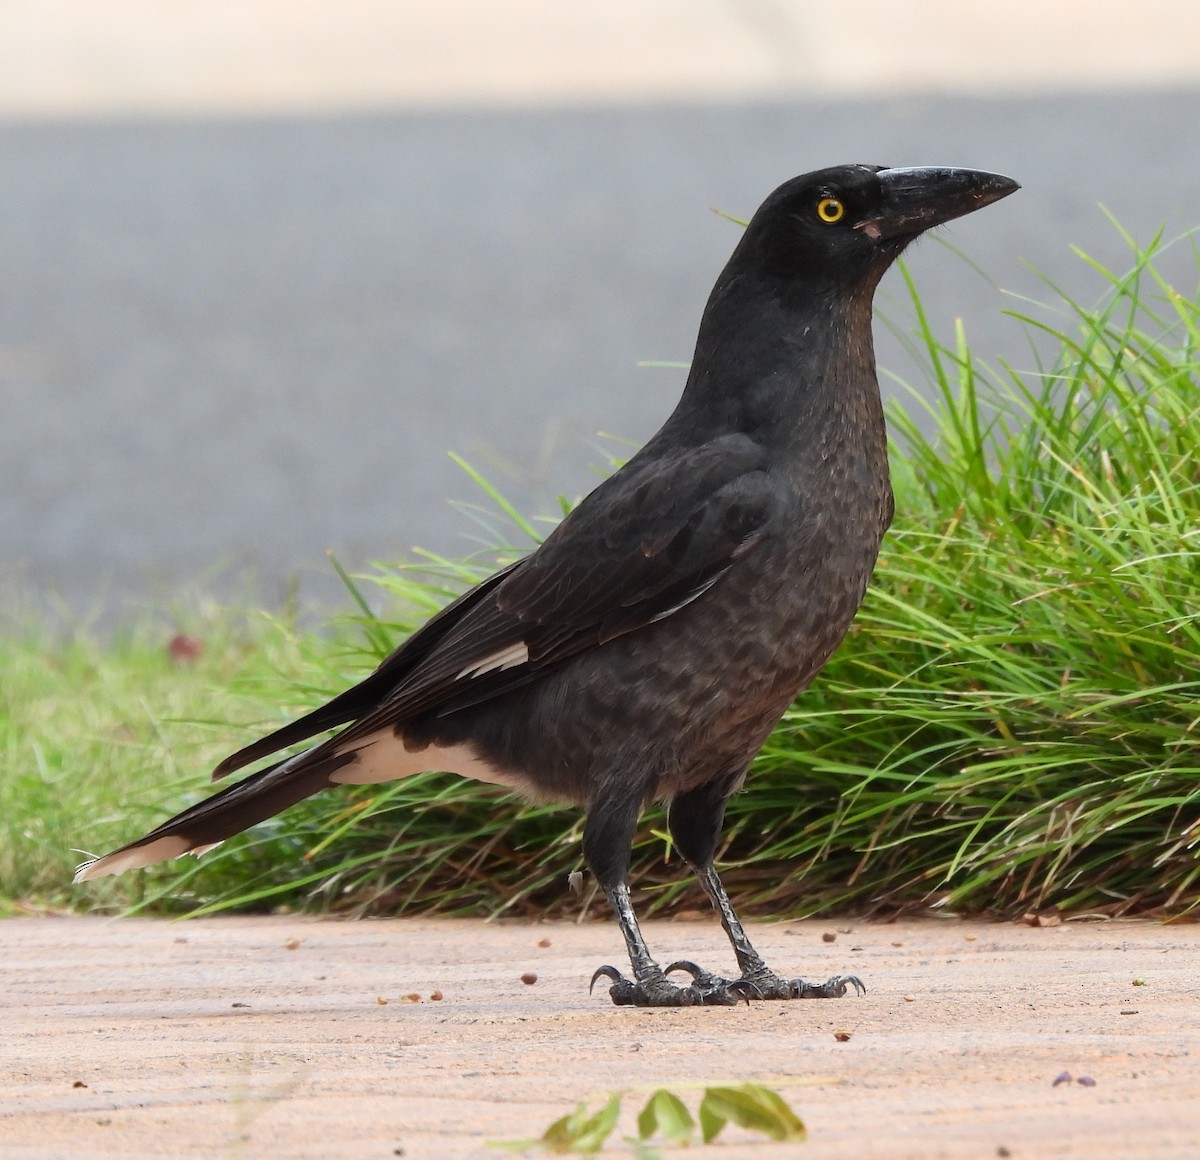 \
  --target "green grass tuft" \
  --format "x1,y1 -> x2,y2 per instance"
0,603 -> 316,911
